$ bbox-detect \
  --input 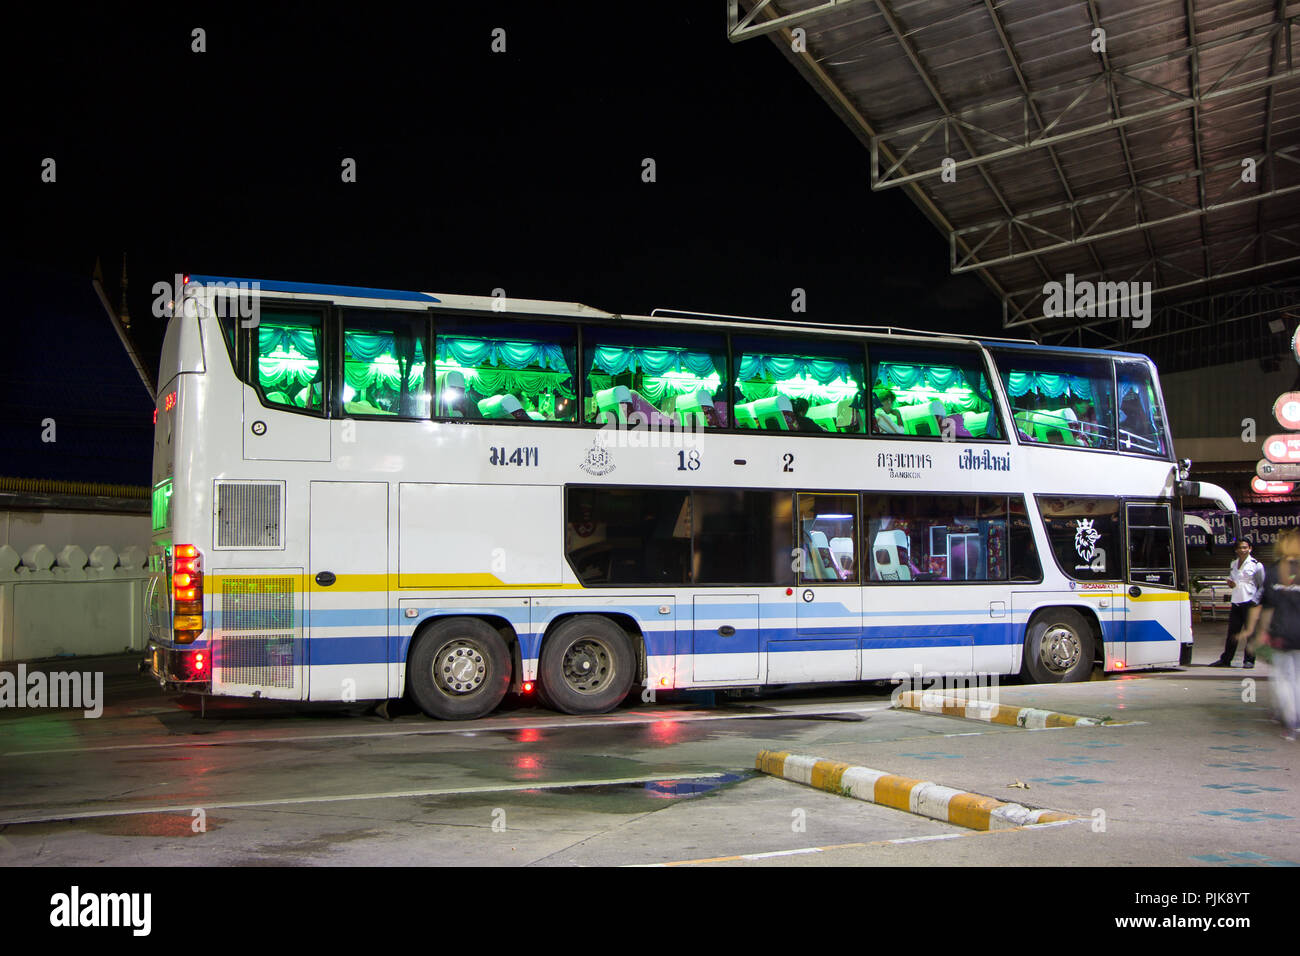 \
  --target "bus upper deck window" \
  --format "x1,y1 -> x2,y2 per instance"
991,350 -> 1116,450
869,346 -> 1001,441
434,318 -> 577,423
